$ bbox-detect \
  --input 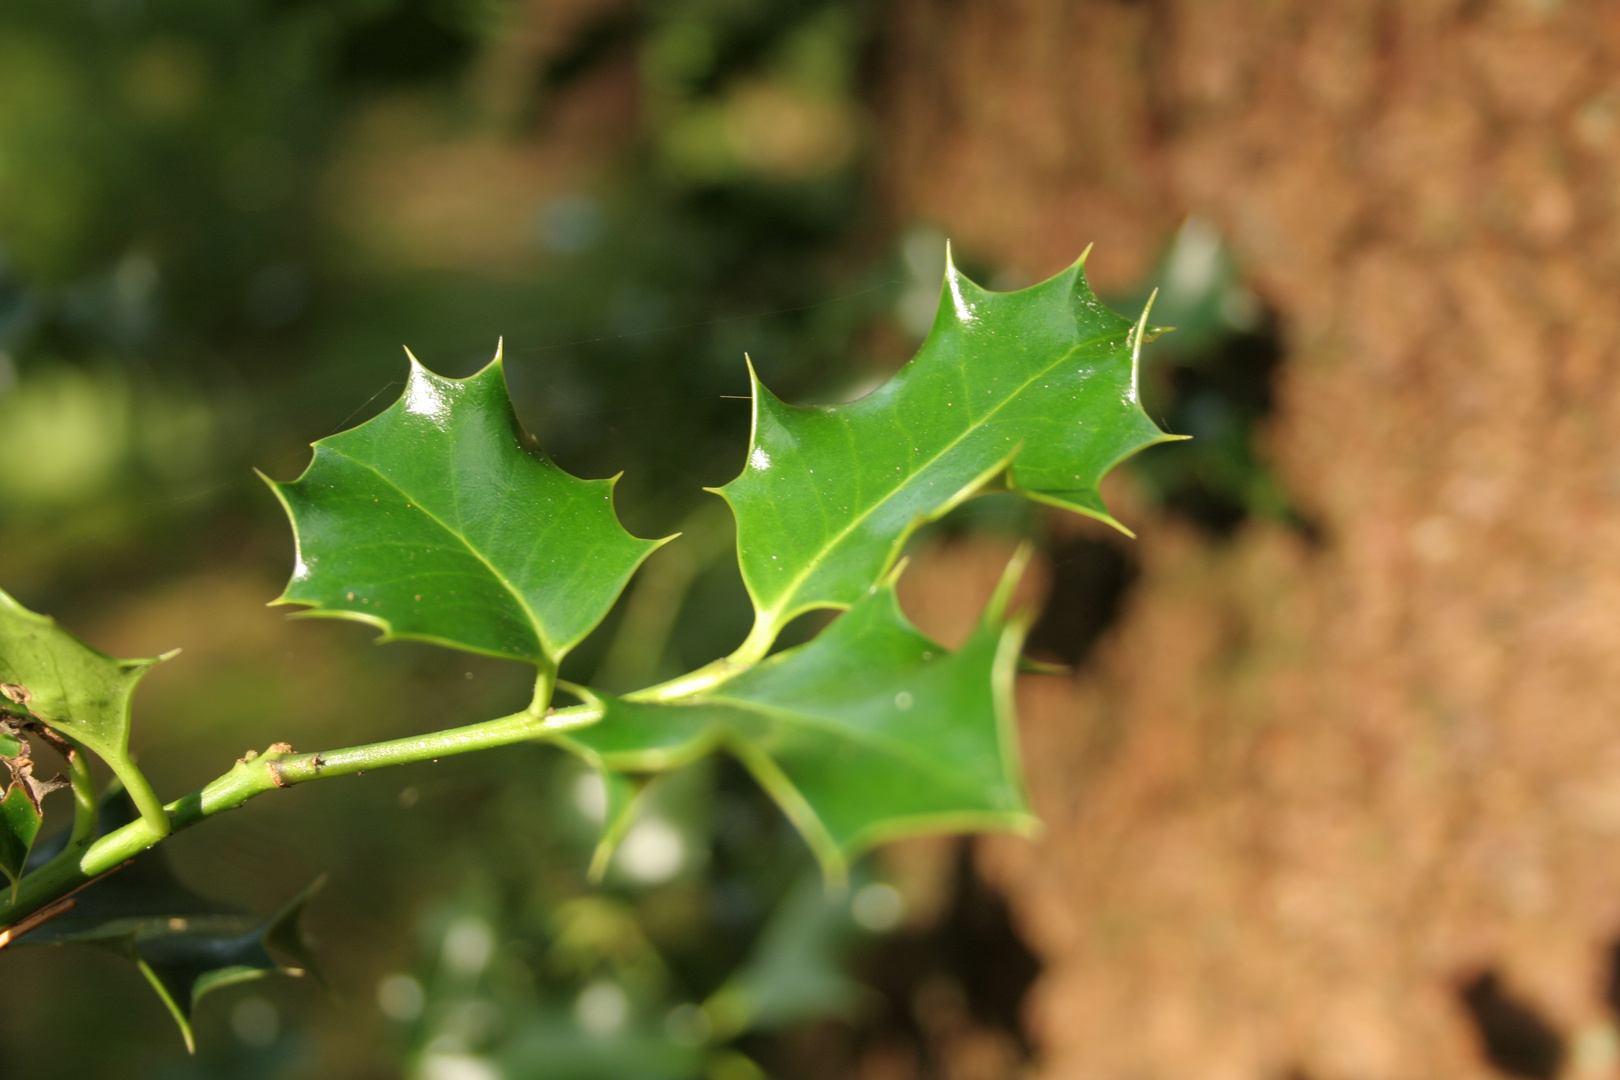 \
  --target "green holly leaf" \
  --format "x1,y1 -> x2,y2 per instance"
264,347 -> 667,674
719,251 -> 1177,652
558,557 -> 1035,881
0,588 -> 171,831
